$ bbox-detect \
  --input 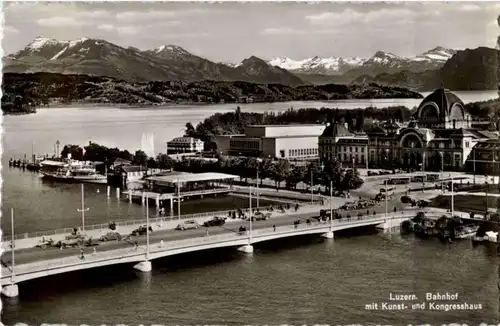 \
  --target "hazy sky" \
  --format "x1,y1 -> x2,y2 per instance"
2,1 -> 499,63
